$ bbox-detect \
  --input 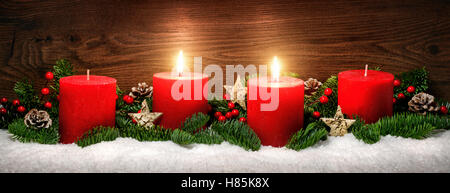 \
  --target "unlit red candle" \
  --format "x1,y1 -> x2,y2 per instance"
338,69 -> 394,123
152,72 -> 209,129
59,75 -> 117,144
247,76 -> 304,147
